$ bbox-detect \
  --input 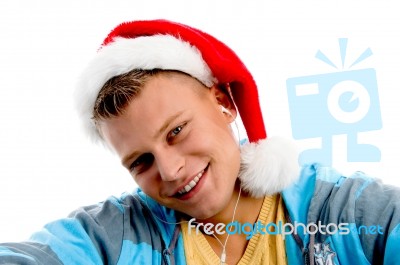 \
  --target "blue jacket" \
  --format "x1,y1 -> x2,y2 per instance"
1,164 -> 399,264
